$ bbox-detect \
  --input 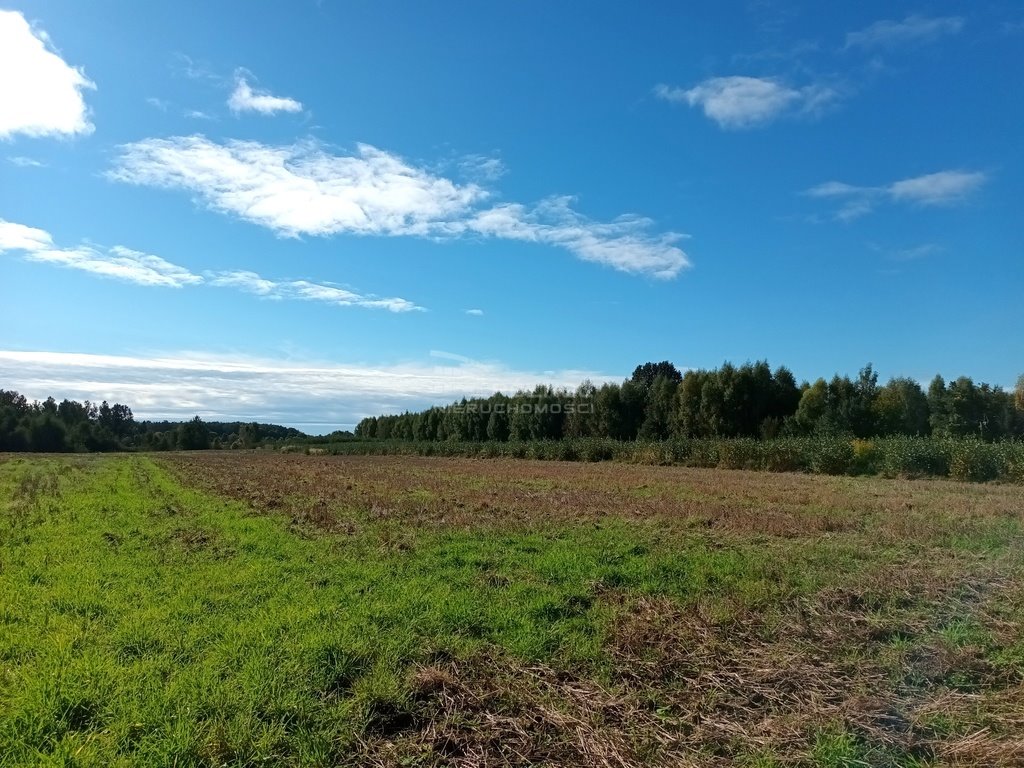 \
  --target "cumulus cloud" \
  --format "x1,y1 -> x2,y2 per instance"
110,135 -> 690,278
655,77 -> 837,129
0,349 -> 618,431
806,170 -> 987,220
0,219 -> 421,309
845,15 -> 964,49
228,75 -> 303,115
0,10 -> 95,139
207,270 -> 423,313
